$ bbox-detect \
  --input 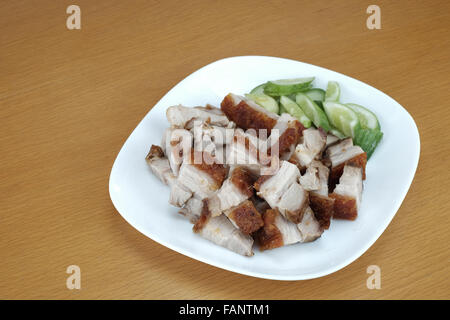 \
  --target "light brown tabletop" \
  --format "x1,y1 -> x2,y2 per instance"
1,0 -> 449,299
